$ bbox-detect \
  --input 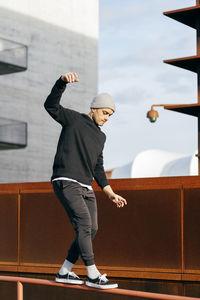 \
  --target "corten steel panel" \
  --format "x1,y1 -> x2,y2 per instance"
23,284 -> 129,300
93,188 -> 181,270
0,176 -> 199,191
0,183 -> 19,192
184,282 -> 200,298
0,281 -> 130,300
0,193 -> 18,263
184,187 -> 200,271
97,176 -> 200,189
20,191 -> 75,265
118,279 -> 184,296
0,179 -> 192,279
0,281 -> 16,300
